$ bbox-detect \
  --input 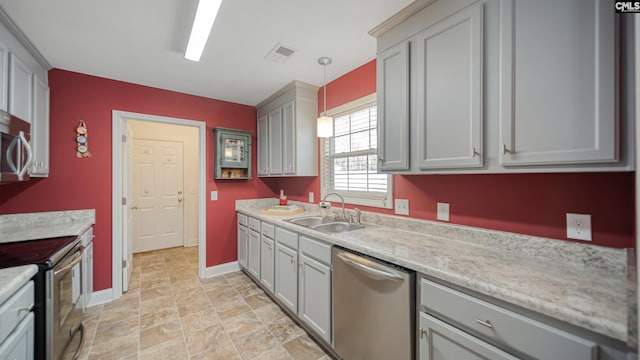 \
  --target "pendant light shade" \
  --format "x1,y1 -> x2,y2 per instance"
317,57 -> 333,138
